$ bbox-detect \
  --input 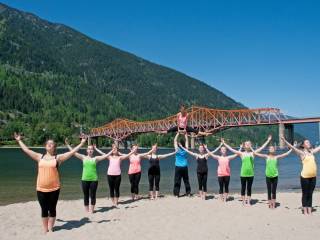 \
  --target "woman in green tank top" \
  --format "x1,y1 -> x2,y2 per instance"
223,135 -> 272,206
66,141 -> 113,213
254,146 -> 292,209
